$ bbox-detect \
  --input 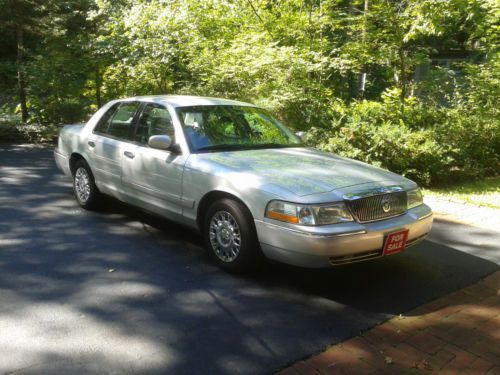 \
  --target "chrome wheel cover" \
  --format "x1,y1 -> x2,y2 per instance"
209,211 -> 241,262
74,167 -> 91,203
